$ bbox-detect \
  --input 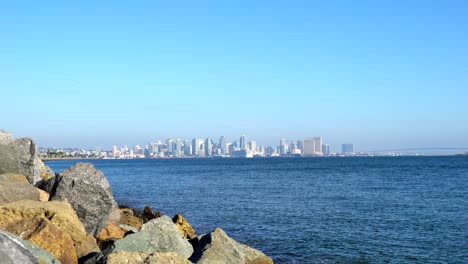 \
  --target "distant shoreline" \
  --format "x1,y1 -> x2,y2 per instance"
41,155 -> 466,162
41,157 -> 101,161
